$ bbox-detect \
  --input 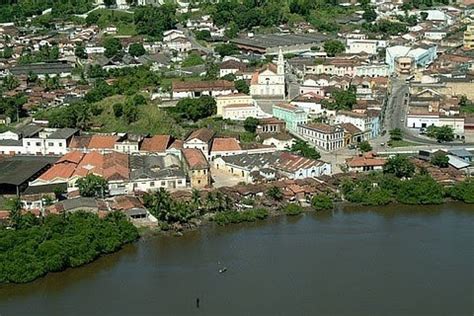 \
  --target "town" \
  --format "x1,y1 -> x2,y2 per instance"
0,0 -> 473,284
